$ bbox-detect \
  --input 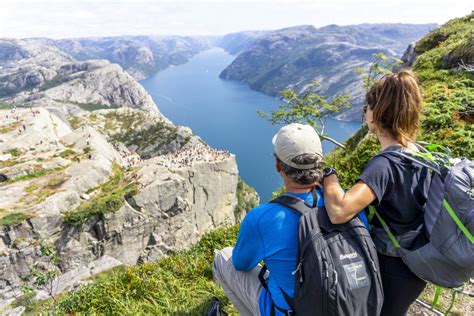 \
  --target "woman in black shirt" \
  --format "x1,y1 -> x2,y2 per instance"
323,70 -> 428,315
